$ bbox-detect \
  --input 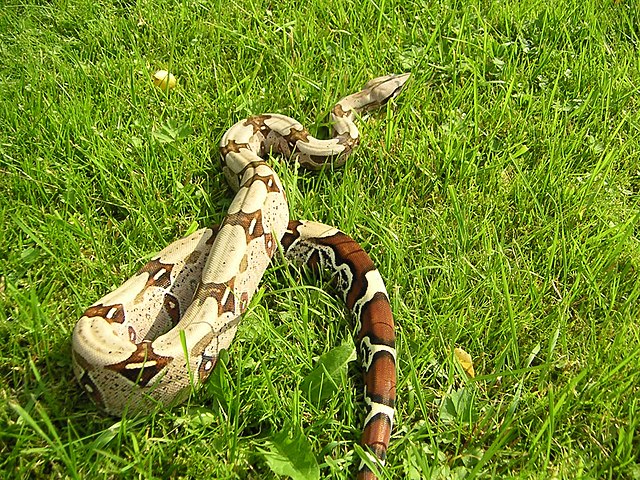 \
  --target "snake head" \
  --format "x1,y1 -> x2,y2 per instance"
363,73 -> 411,103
